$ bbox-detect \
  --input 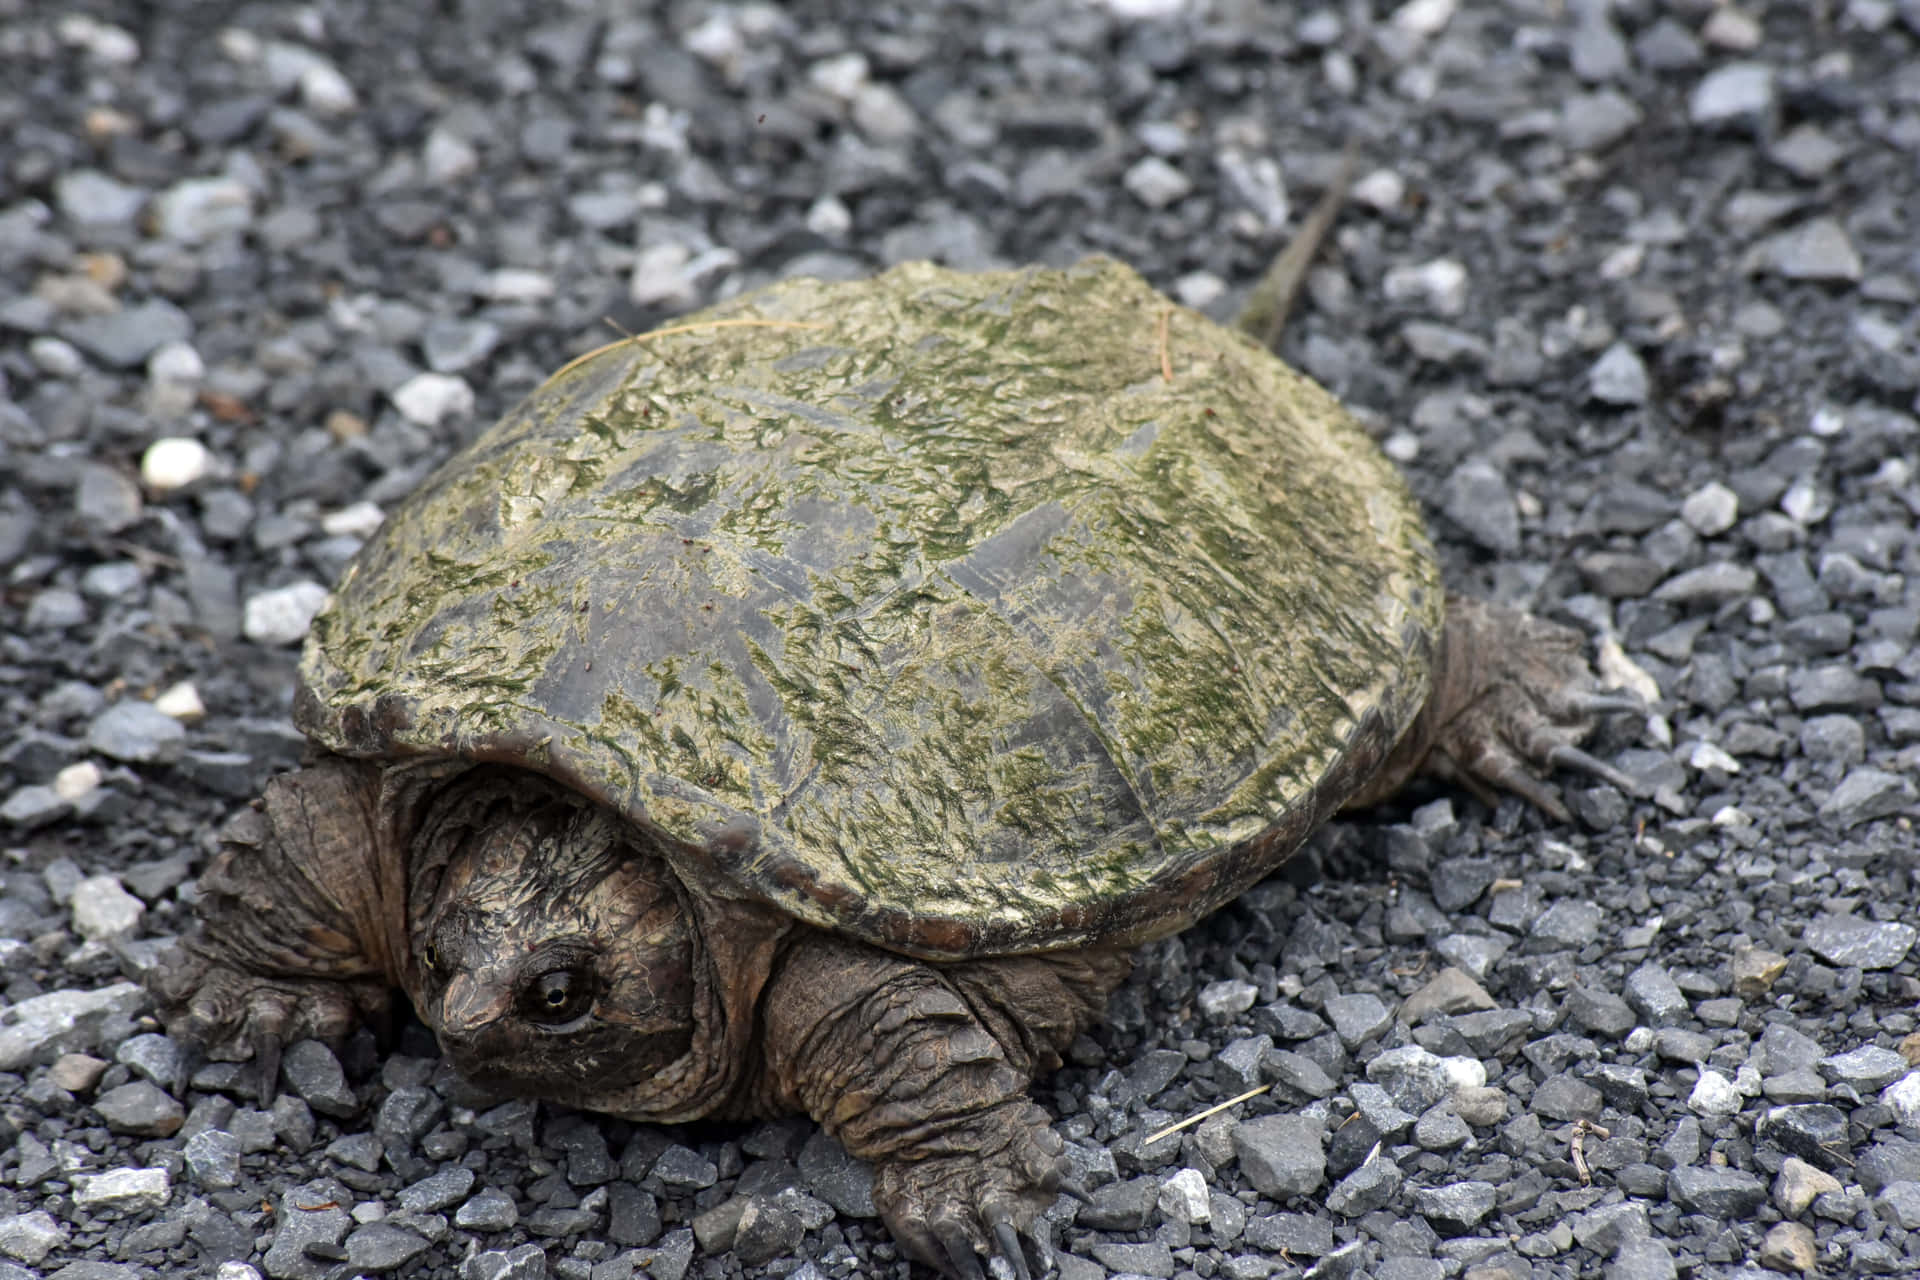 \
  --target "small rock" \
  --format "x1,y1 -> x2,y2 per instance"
63,300 -> 193,369
1821,1045 -> 1911,1092
70,874 -> 145,941
391,372 -> 475,427
730,1197 -> 801,1267
399,1167 -> 475,1214
1751,217 -> 1863,283
1123,156 -> 1193,209
1198,979 -> 1258,1021
74,1167 -> 172,1212
0,1211 -> 67,1266
153,176 -> 255,243
0,982 -> 146,1070
87,700 -> 187,764
1323,992 -> 1394,1047
1668,1165 -> 1766,1217
1411,1180 -> 1496,1233
455,1186 -> 519,1232
243,582 -> 330,646
1689,1072 -> 1742,1116
463,1243 -> 546,1280
1774,1157 -> 1842,1215
1158,1167 -> 1210,1223
282,1039 -> 358,1117
1439,460 -> 1519,554
1324,1143 -> 1401,1216
1690,61 -> 1774,128
1819,771 -> 1915,832
1757,1220 -> 1816,1273
1680,482 -> 1739,536
1399,968 -> 1496,1022
1804,915 -> 1917,968
142,438 -> 215,494
345,1222 -> 430,1273
185,1129 -> 242,1188
94,1080 -> 184,1137
1232,1113 -> 1326,1199
1383,258 -> 1468,316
